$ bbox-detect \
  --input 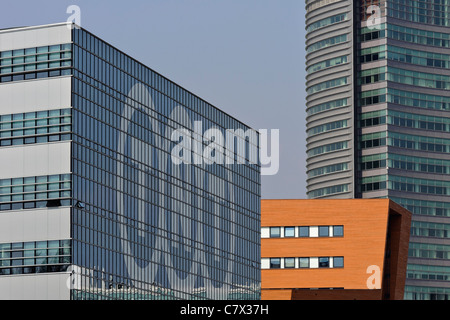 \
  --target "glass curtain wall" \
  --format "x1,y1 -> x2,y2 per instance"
70,28 -> 261,300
